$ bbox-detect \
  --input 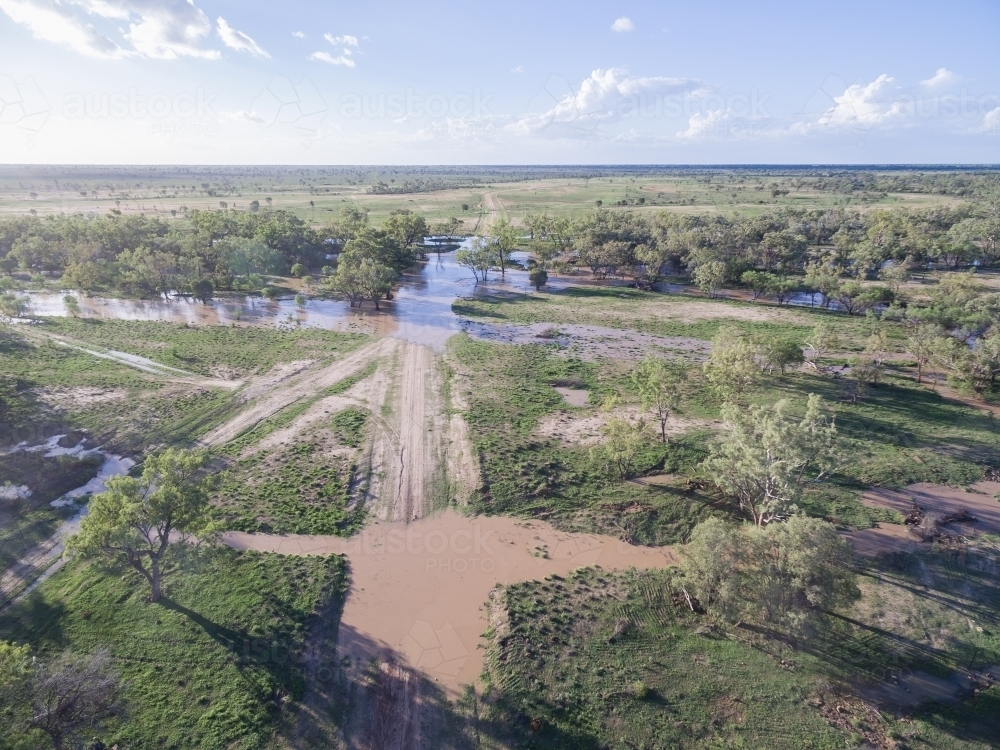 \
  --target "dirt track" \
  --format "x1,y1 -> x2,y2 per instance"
199,339 -> 389,447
